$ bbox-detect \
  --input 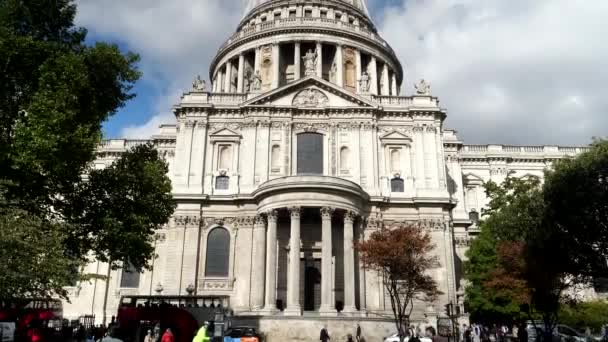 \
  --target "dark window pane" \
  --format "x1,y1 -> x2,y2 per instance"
120,262 -> 140,288
297,133 -> 323,174
391,178 -> 404,192
469,210 -> 480,223
205,228 -> 230,277
215,176 -> 230,190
